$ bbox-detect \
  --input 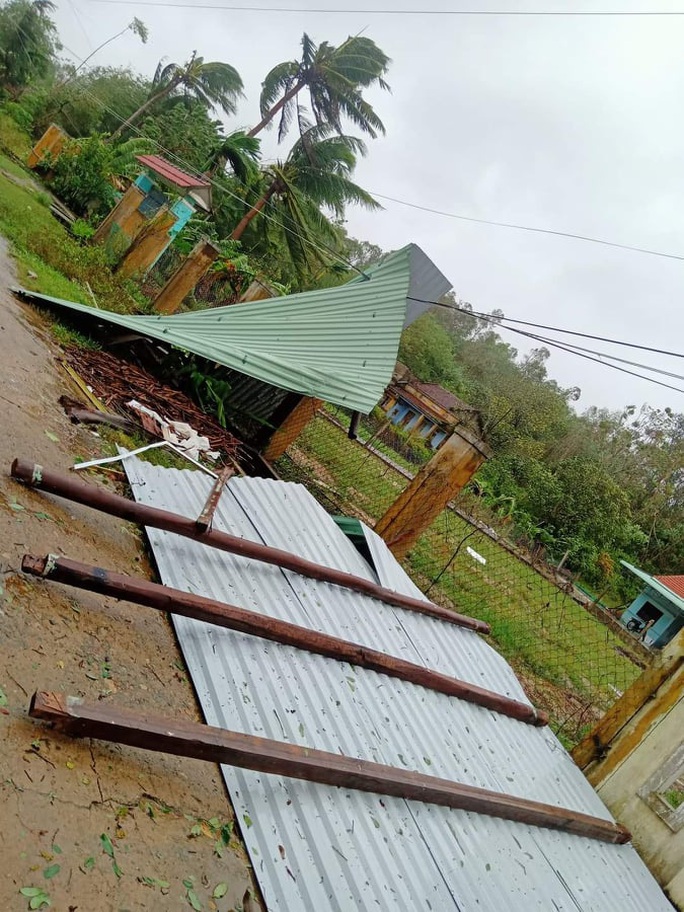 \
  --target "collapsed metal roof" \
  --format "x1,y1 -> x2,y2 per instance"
122,455 -> 669,912
15,244 -> 450,414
